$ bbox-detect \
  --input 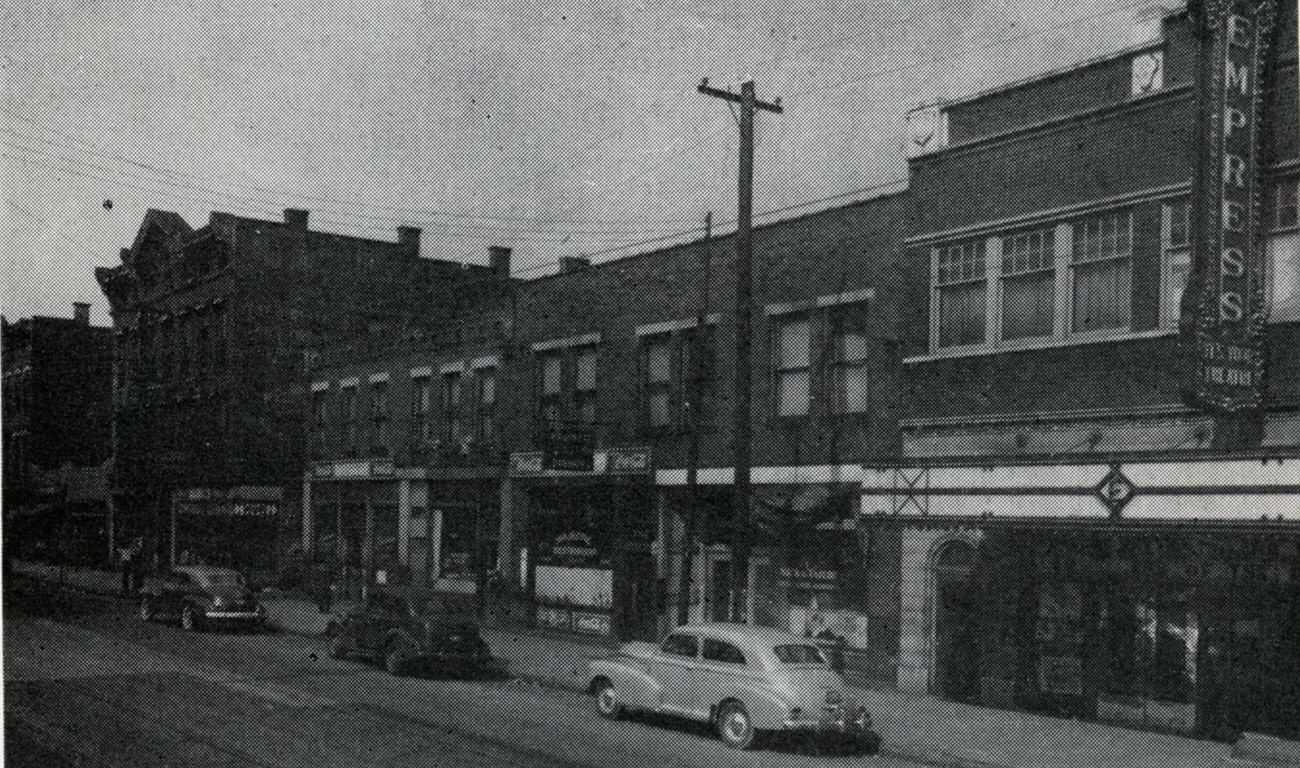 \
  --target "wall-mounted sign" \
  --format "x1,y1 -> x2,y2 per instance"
542,422 -> 594,472
538,530 -> 603,568
905,104 -> 949,158
605,447 -> 652,474
178,502 -> 278,518
1182,0 -> 1277,413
